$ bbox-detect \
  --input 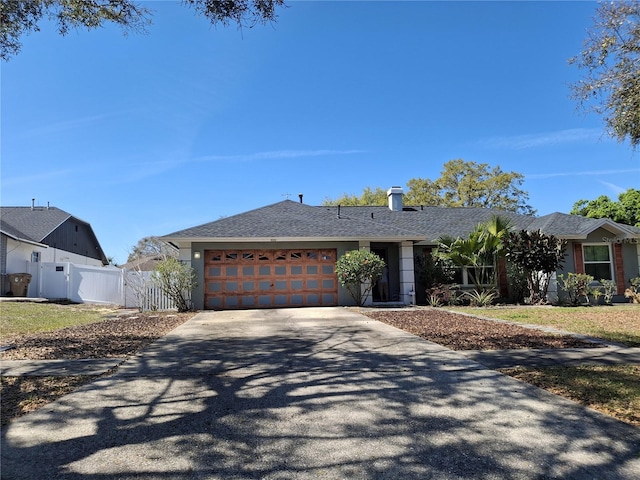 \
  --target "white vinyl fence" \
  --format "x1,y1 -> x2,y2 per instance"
26,262 -> 175,310
123,270 -> 176,311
